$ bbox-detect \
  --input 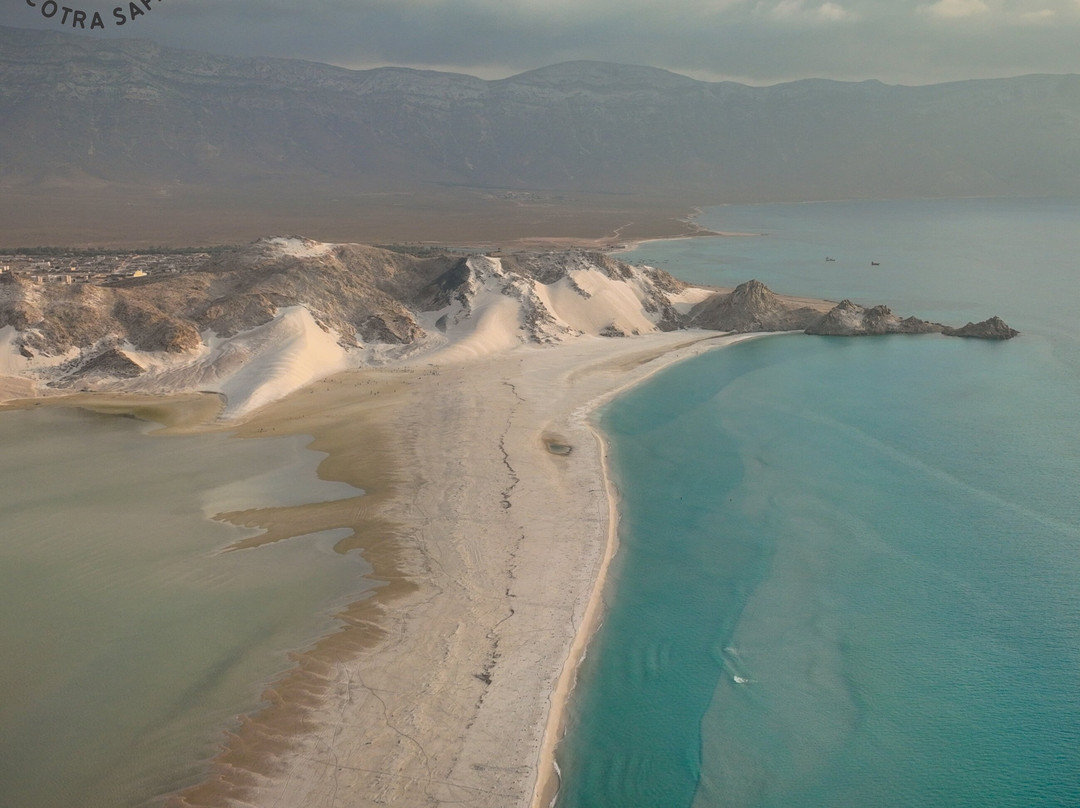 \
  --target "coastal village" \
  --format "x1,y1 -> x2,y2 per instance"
0,250 -> 215,285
